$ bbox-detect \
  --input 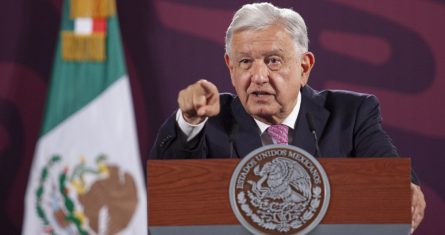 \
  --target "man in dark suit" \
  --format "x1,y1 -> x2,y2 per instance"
151,85 -> 399,159
150,2 -> 425,233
